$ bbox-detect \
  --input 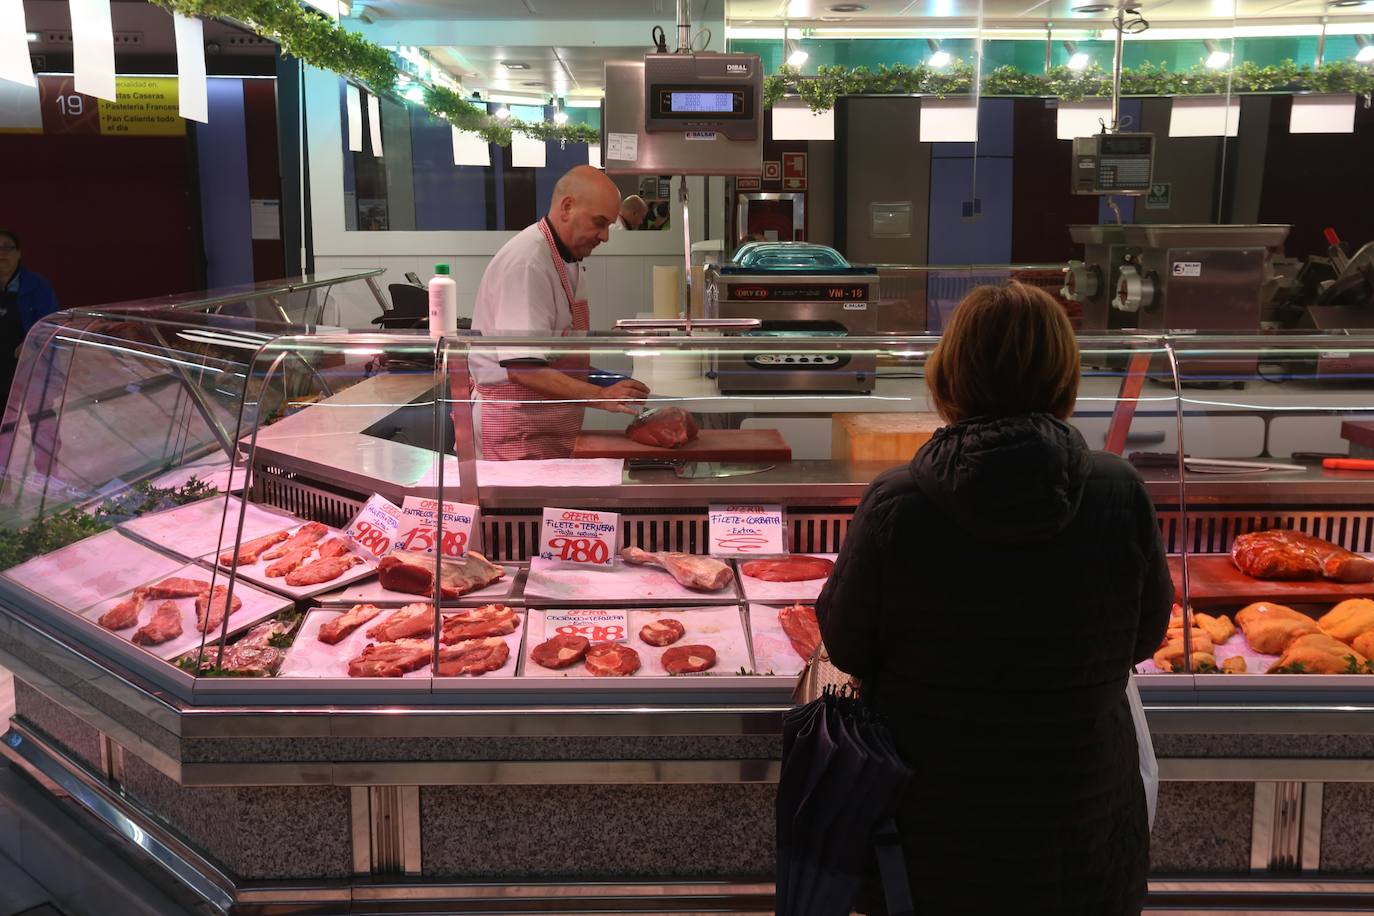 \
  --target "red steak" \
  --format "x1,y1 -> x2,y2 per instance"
99,591 -> 145,630
626,407 -> 699,449
265,546 -> 313,578
440,604 -> 517,643
366,603 -> 435,642
347,639 -> 432,678
318,604 -> 384,645
377,550 -> 505,599
195,586 -> 243,633
285,554 -> 362,587
639,618 -> 685,647
146,577 -> 211,599
133,600 -> 183,646
585,642 -> 641,677
318,538 -> 350,559
218,531 -> 289,568
1232,529 -> 1374,583
779,604 -> 821,662
741,556 -> 834,583
262,522 -> 329,561
531,634 -> 590,669
662,644 -> 716,674
435,637 -> 509,676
